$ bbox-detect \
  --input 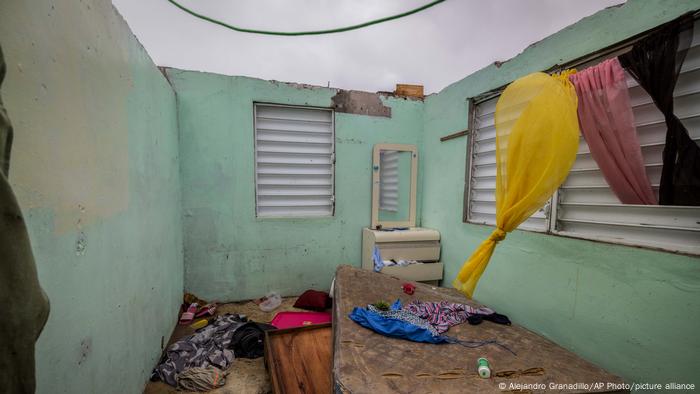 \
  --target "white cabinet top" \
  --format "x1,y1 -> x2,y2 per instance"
364,227 -> 440,242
